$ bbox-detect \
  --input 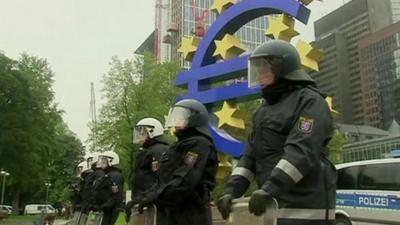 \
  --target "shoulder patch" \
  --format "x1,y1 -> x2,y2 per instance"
298,116 -> 314,134
151,160 -> 159,172
184,151 -> 199,166
111,185 -> 119,193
